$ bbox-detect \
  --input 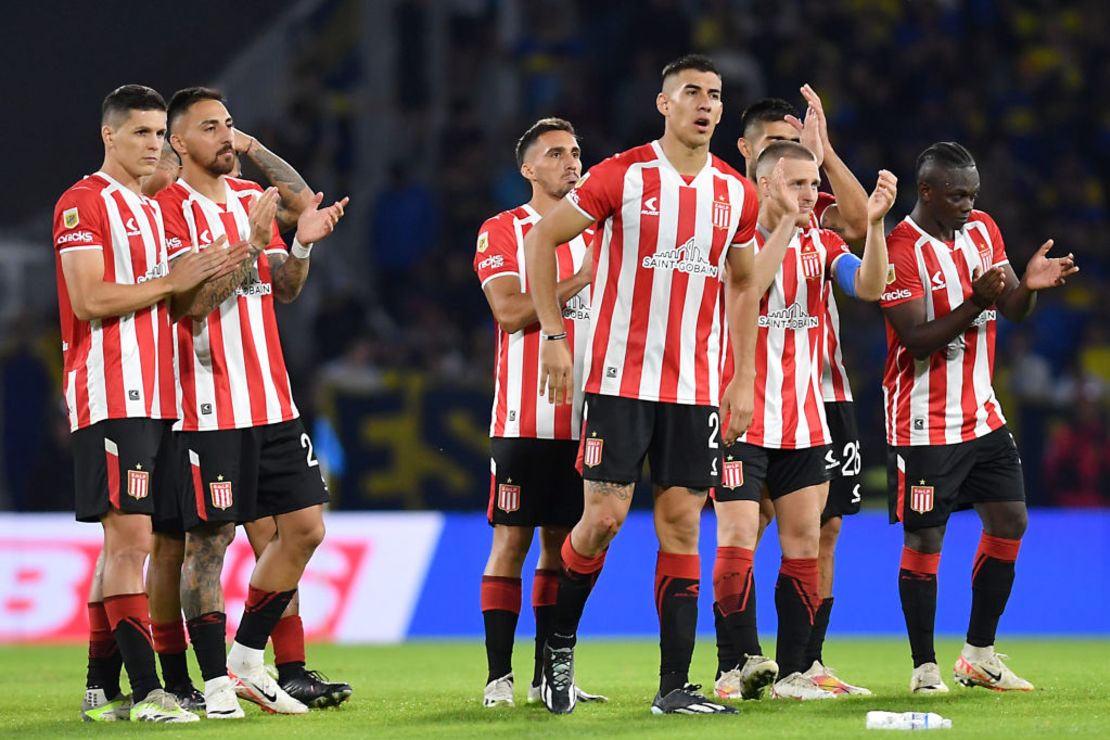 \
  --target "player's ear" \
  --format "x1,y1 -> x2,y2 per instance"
101,125 -> 113,148
519,161 -> 533,181
656,91 -> 669,117
169,133 -> 187,158
737,136 -> 752,160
